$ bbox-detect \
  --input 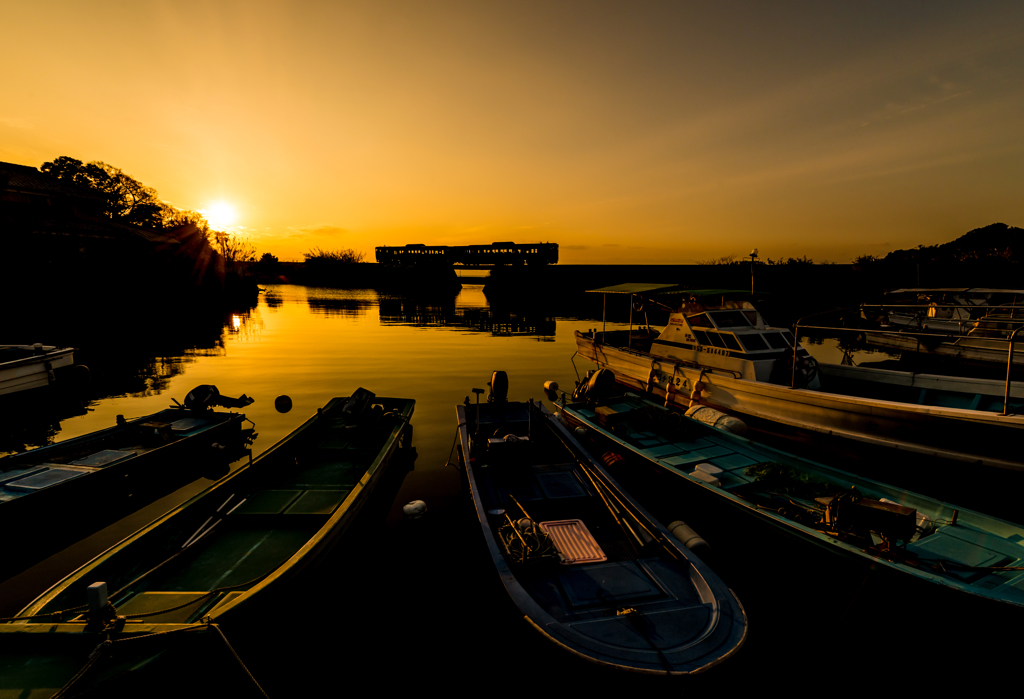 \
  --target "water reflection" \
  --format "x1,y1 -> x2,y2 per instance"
305,287 -> 380,317
1,304 -> 261,453
380,285 -> 556,337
